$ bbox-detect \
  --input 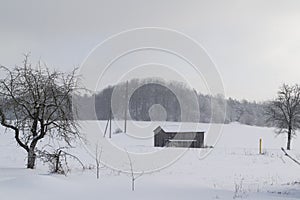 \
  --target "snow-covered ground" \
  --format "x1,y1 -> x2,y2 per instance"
0,121 -> 300,200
